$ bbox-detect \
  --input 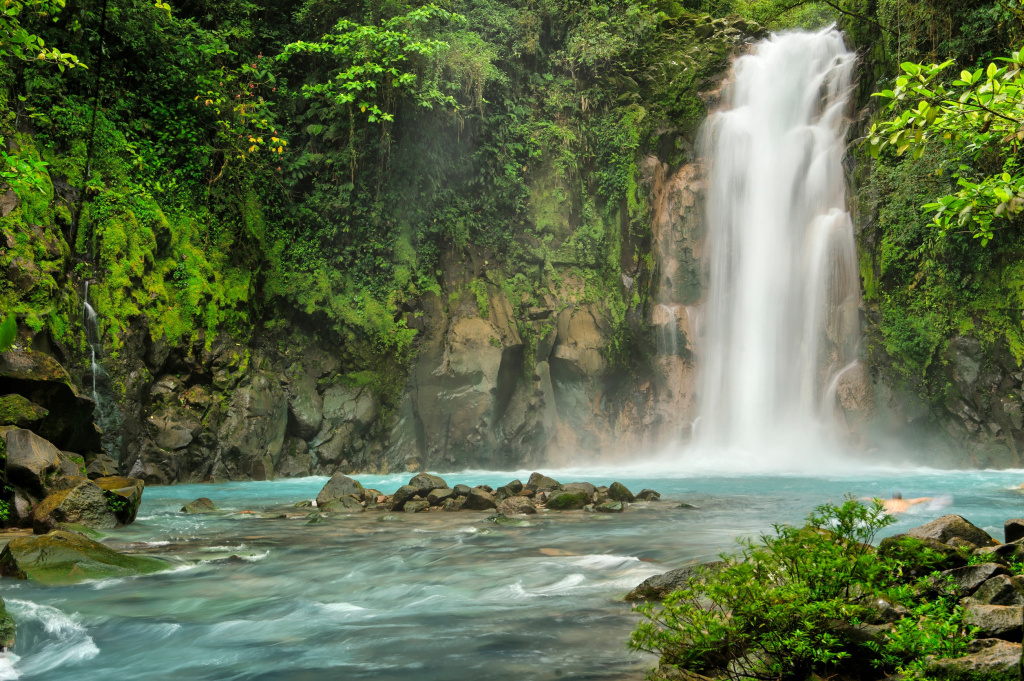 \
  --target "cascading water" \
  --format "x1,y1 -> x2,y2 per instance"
82,281 -> 123,459
695,29 -> 861,457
